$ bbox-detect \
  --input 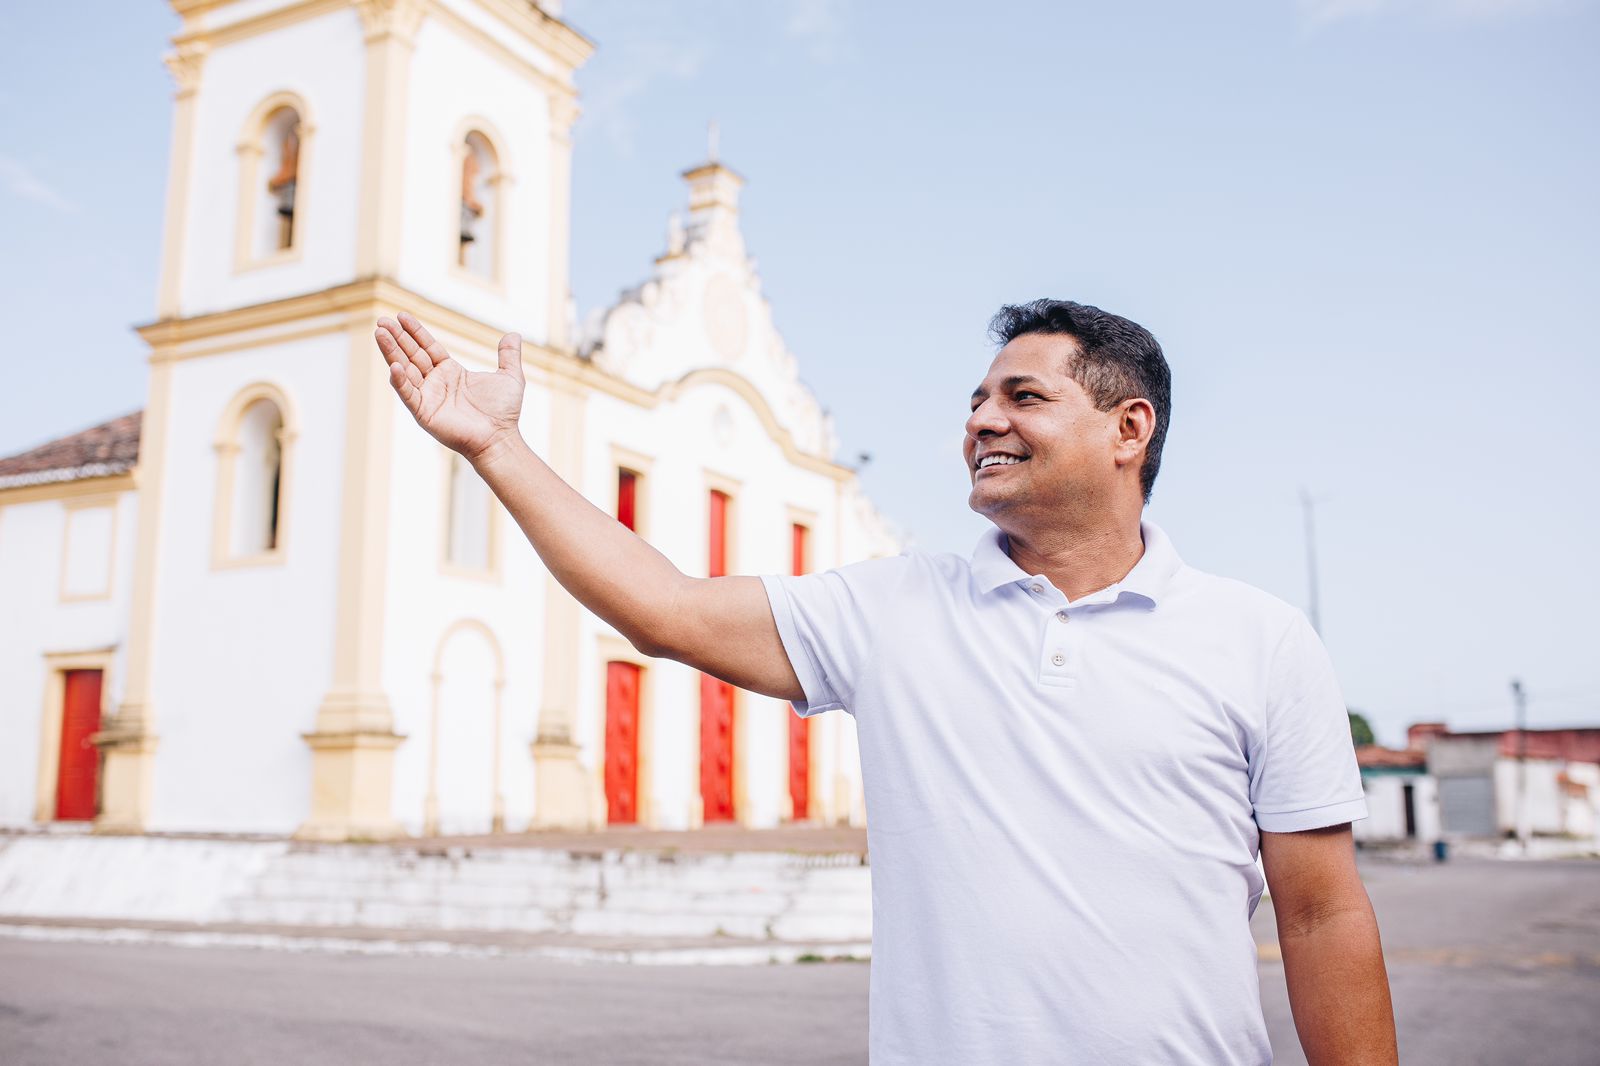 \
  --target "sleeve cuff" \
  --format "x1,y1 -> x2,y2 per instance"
760,575 -> 845,717
1254,795 -> 1369,833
